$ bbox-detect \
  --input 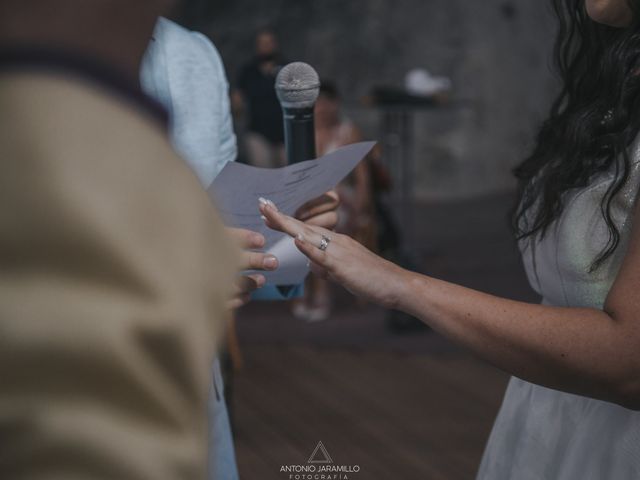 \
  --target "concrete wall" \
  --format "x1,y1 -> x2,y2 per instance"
179,0 -> 559,200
